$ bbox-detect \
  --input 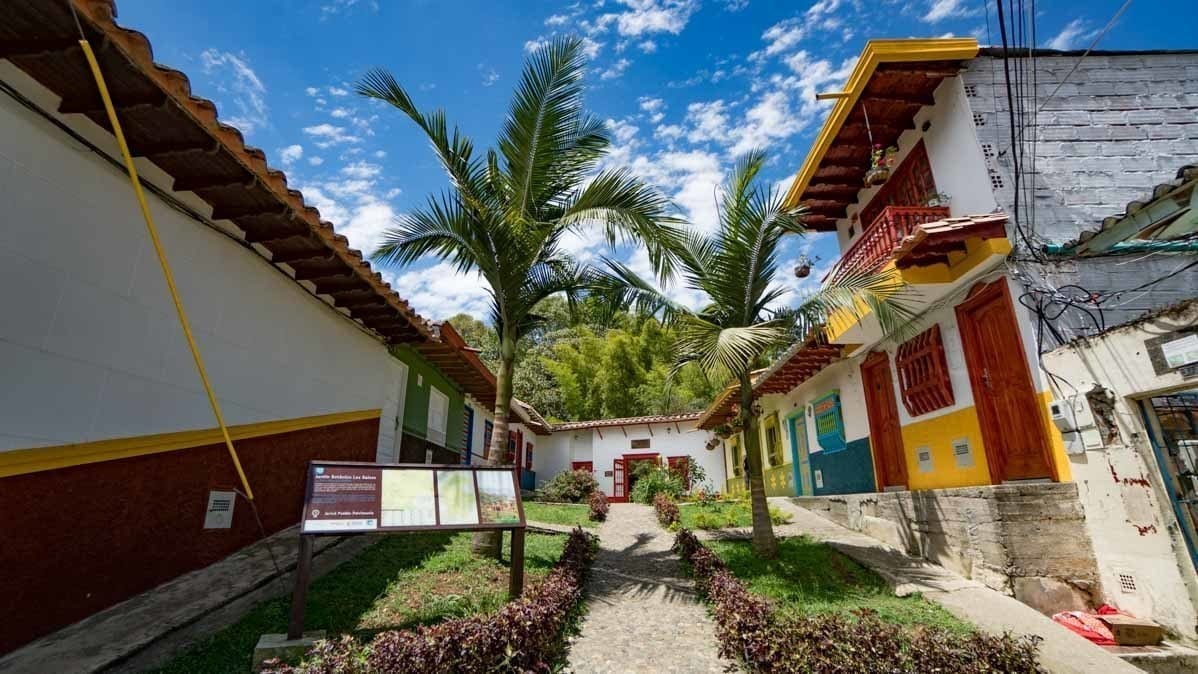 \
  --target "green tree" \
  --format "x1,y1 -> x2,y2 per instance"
360,37 -> 676,557
595,150 -> 913,558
